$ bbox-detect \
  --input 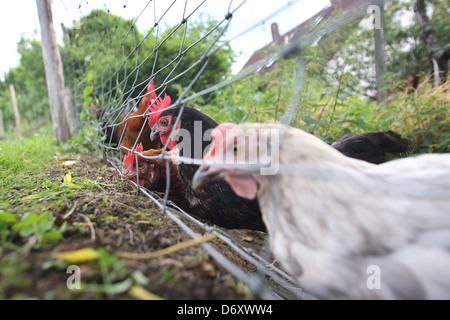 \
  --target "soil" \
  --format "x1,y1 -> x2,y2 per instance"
3,153 -> 275,300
